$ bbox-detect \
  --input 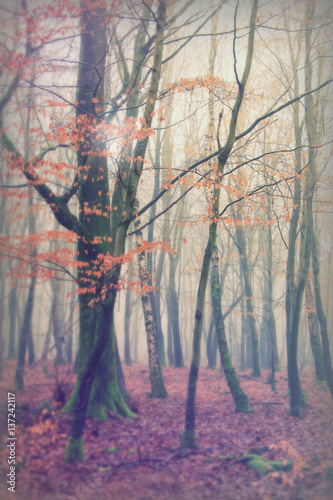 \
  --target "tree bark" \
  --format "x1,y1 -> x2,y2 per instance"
134,201 -> 167,398
312,236 -> 333,398
305,280 -> 325,381
14,275 -> 36,390
124,283 -> 132,366
234,215 -> 261,377
7,279 -> 17,359
211,246 -> 252,412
